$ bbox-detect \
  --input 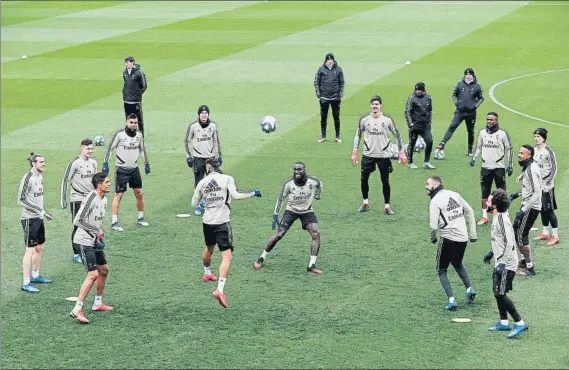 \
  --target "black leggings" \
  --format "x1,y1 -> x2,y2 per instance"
541,209 -> 558,228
